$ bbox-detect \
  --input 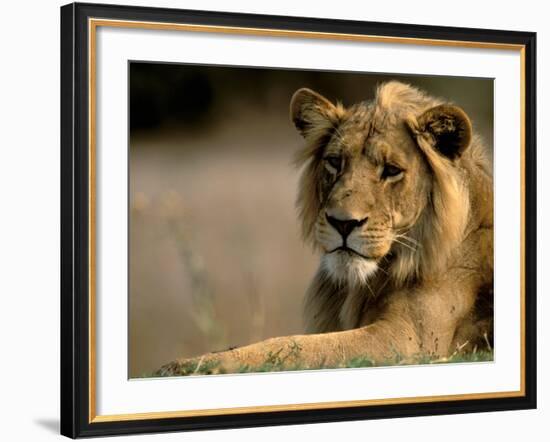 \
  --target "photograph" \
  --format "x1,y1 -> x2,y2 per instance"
128,63 -> 495,378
